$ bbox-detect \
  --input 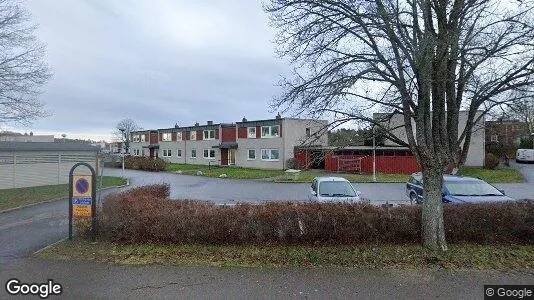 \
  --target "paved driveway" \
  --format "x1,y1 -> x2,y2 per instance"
104,168 -> 534,203
511,160 -> 534,183
103,168 -> 410,205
